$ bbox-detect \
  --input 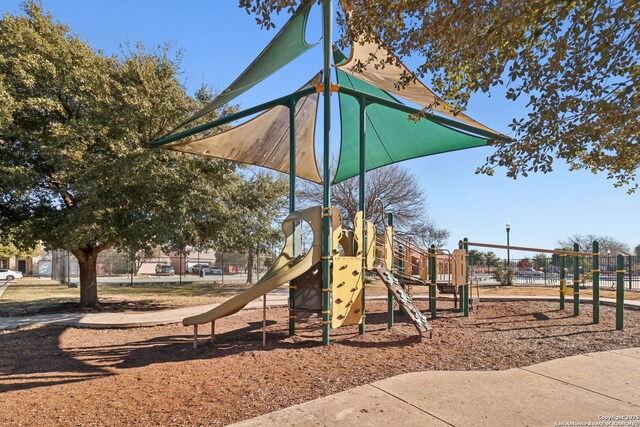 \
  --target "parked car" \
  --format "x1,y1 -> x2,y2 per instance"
190,264 -> 211,275
155,264 -> 175,276
518,267 -> 544,277
192,265 -> 222,275
545,266 -> 560,274
0,269 -> 23,281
